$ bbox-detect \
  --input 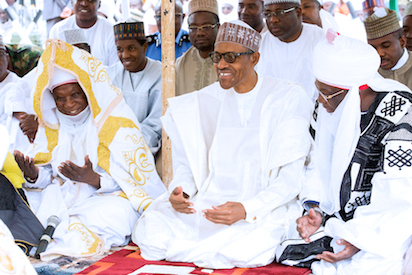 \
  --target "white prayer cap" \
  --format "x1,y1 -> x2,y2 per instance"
216,20 -> 262,52
49,67 -> 78,91
405,2 -> 412,17
64,29 -> 87,45
313,29 -> 380,89
264,0 -> 300,6
0,124 -> 9,169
